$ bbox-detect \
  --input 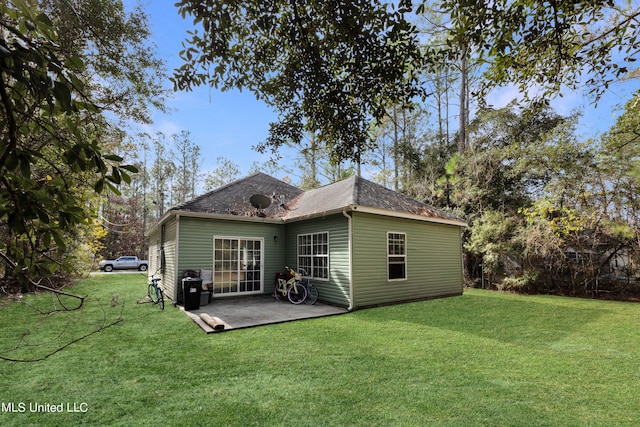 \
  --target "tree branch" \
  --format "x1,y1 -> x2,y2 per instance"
0,67 -> 18,169
0,251 -> 86,307
0,300 -> 124,363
